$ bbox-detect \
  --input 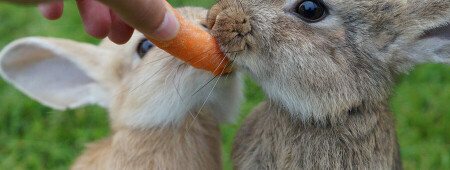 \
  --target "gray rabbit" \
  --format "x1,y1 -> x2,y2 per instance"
207,0 -> 449,169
